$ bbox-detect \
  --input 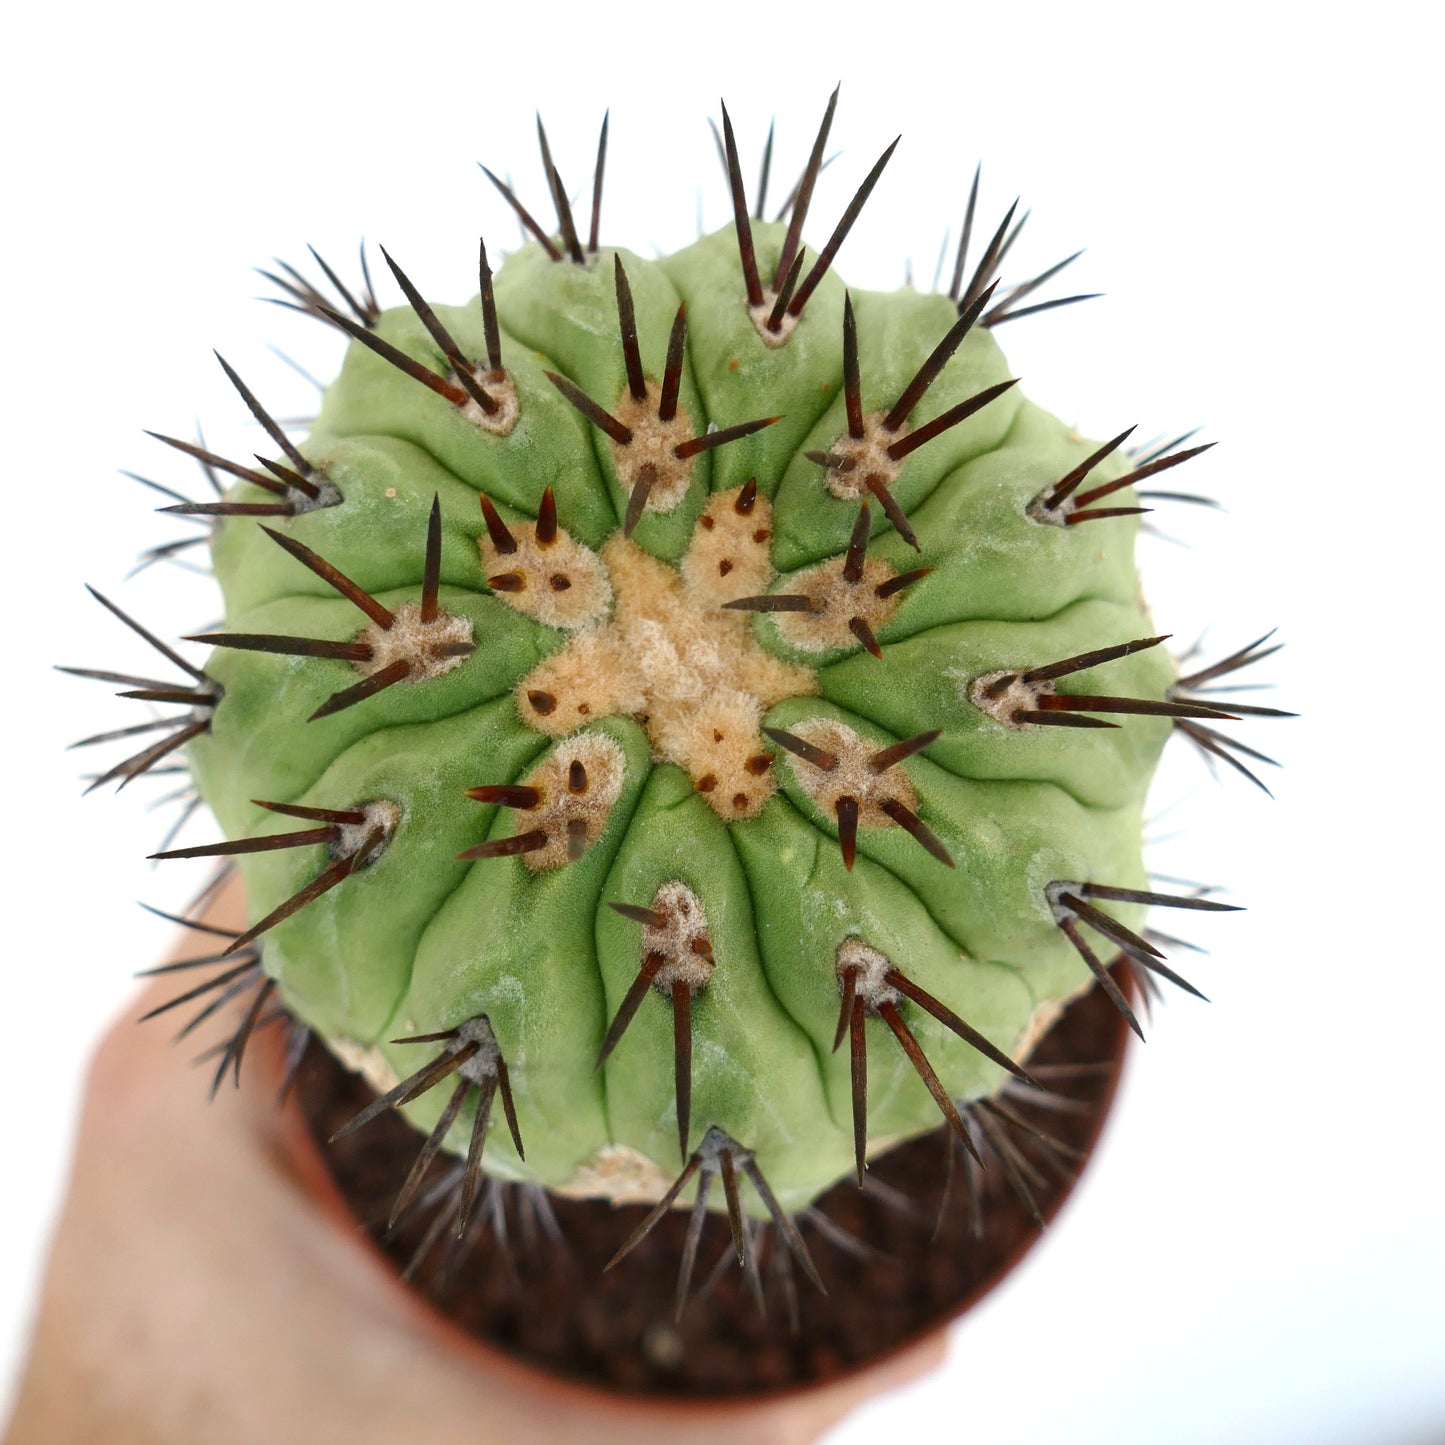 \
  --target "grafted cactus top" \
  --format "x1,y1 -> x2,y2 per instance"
188,220 -> 1174,1213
